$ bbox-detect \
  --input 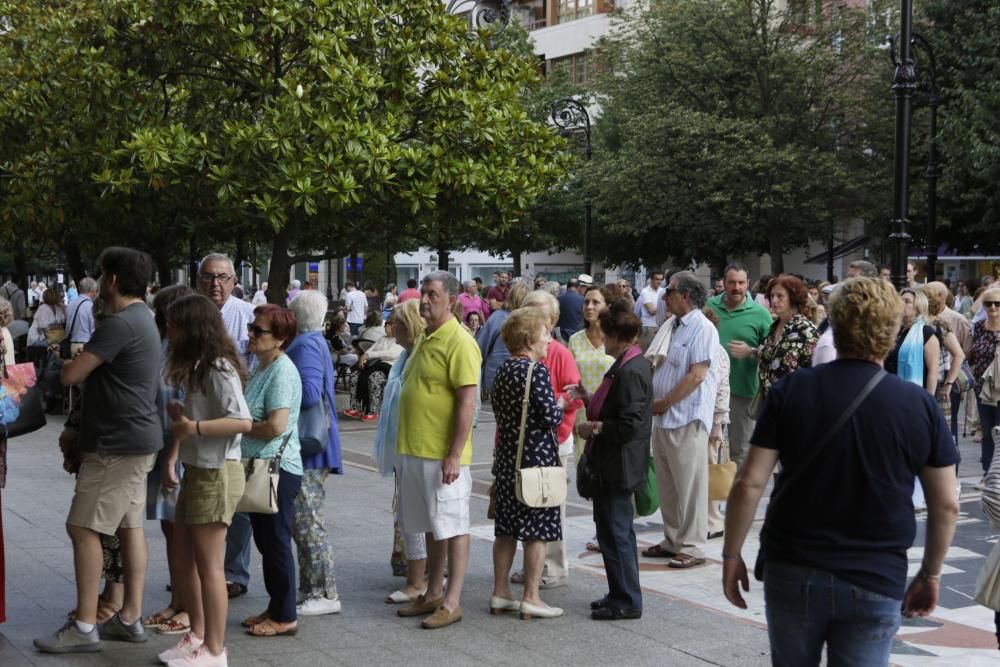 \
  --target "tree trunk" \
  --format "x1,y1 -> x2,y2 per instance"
266,226 -> 293,305
511,248 -> 522,278
234,234 -> 246,282
63,237 -> 87,286
767,220 -> 784,275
